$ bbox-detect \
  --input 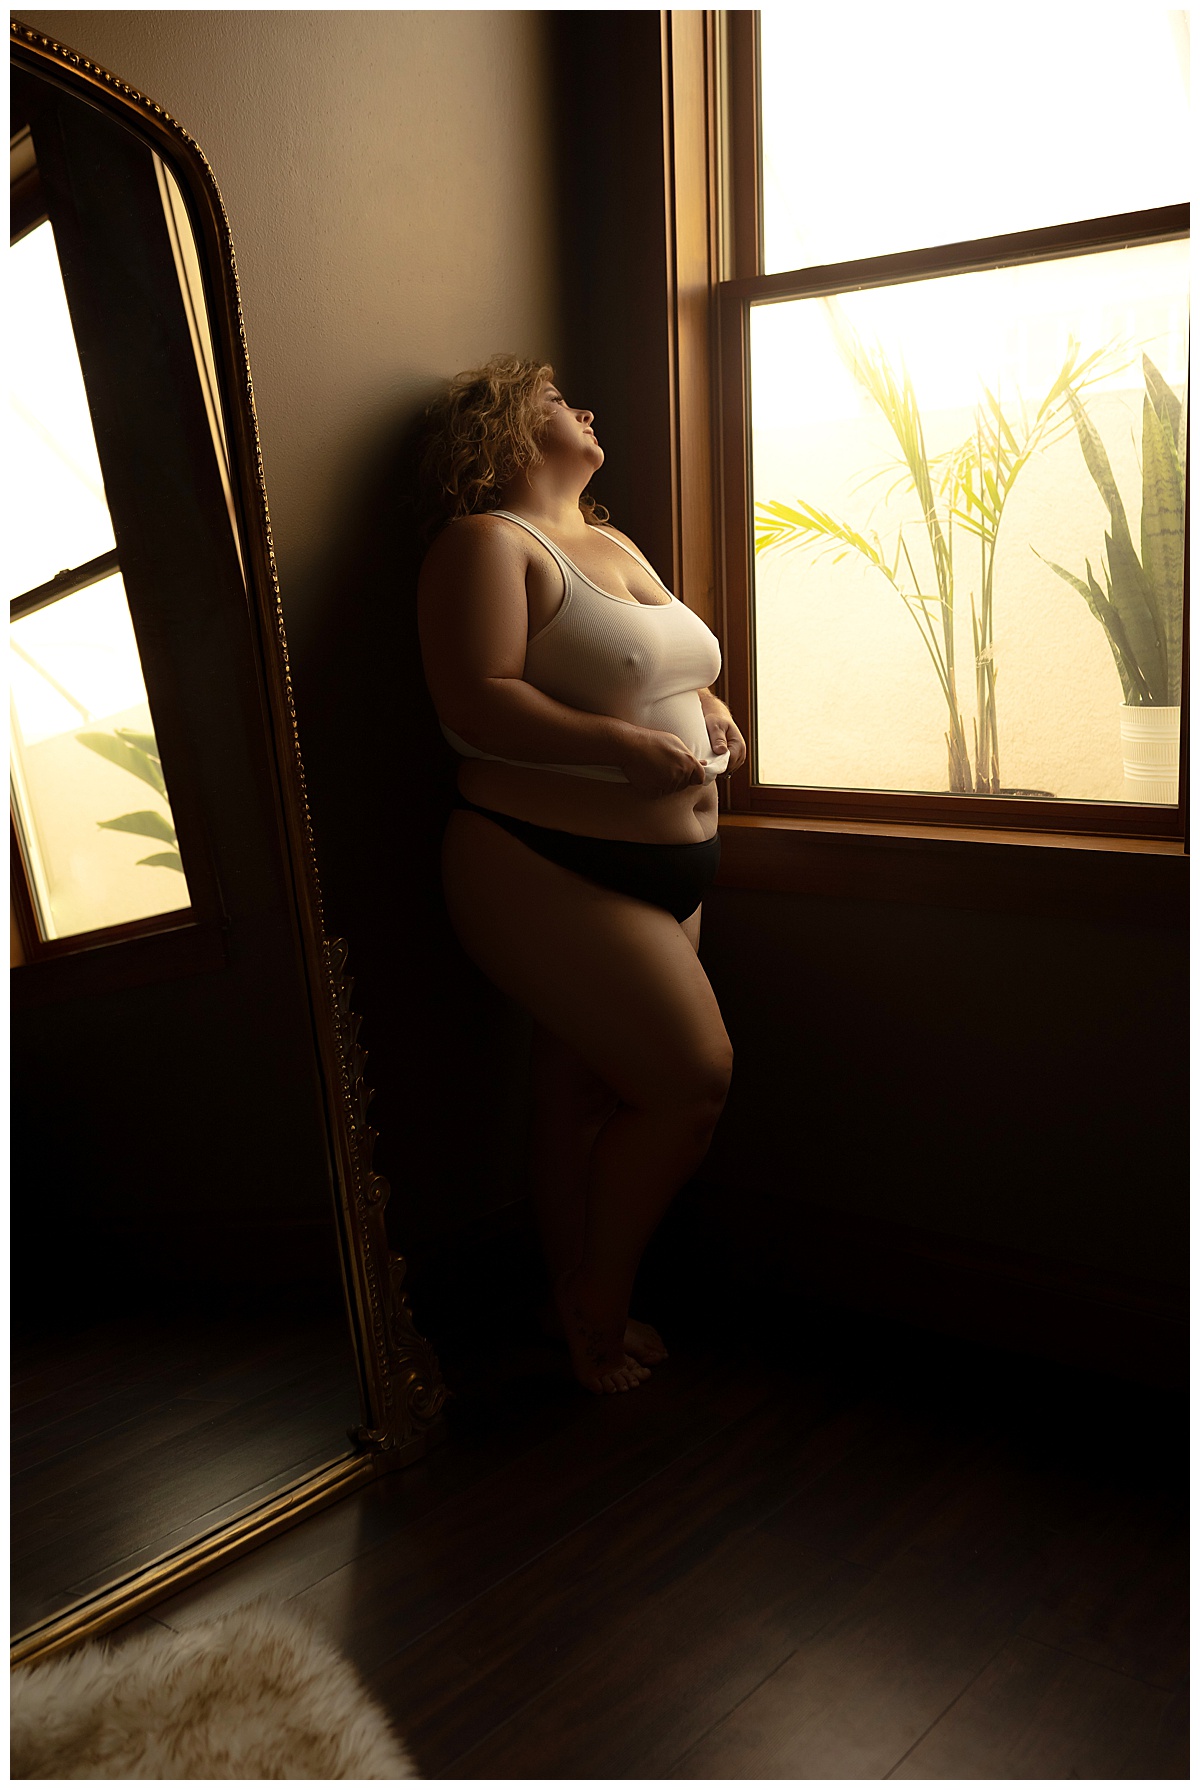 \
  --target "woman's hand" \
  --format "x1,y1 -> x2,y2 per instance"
698,691 -> 747,772
616,728 -> 707,797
